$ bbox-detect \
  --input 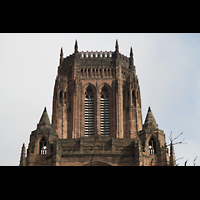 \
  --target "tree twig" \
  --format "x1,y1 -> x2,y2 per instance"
184,159 -> 188,166
172,132 -> 183,142
193,156 -> 198,166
